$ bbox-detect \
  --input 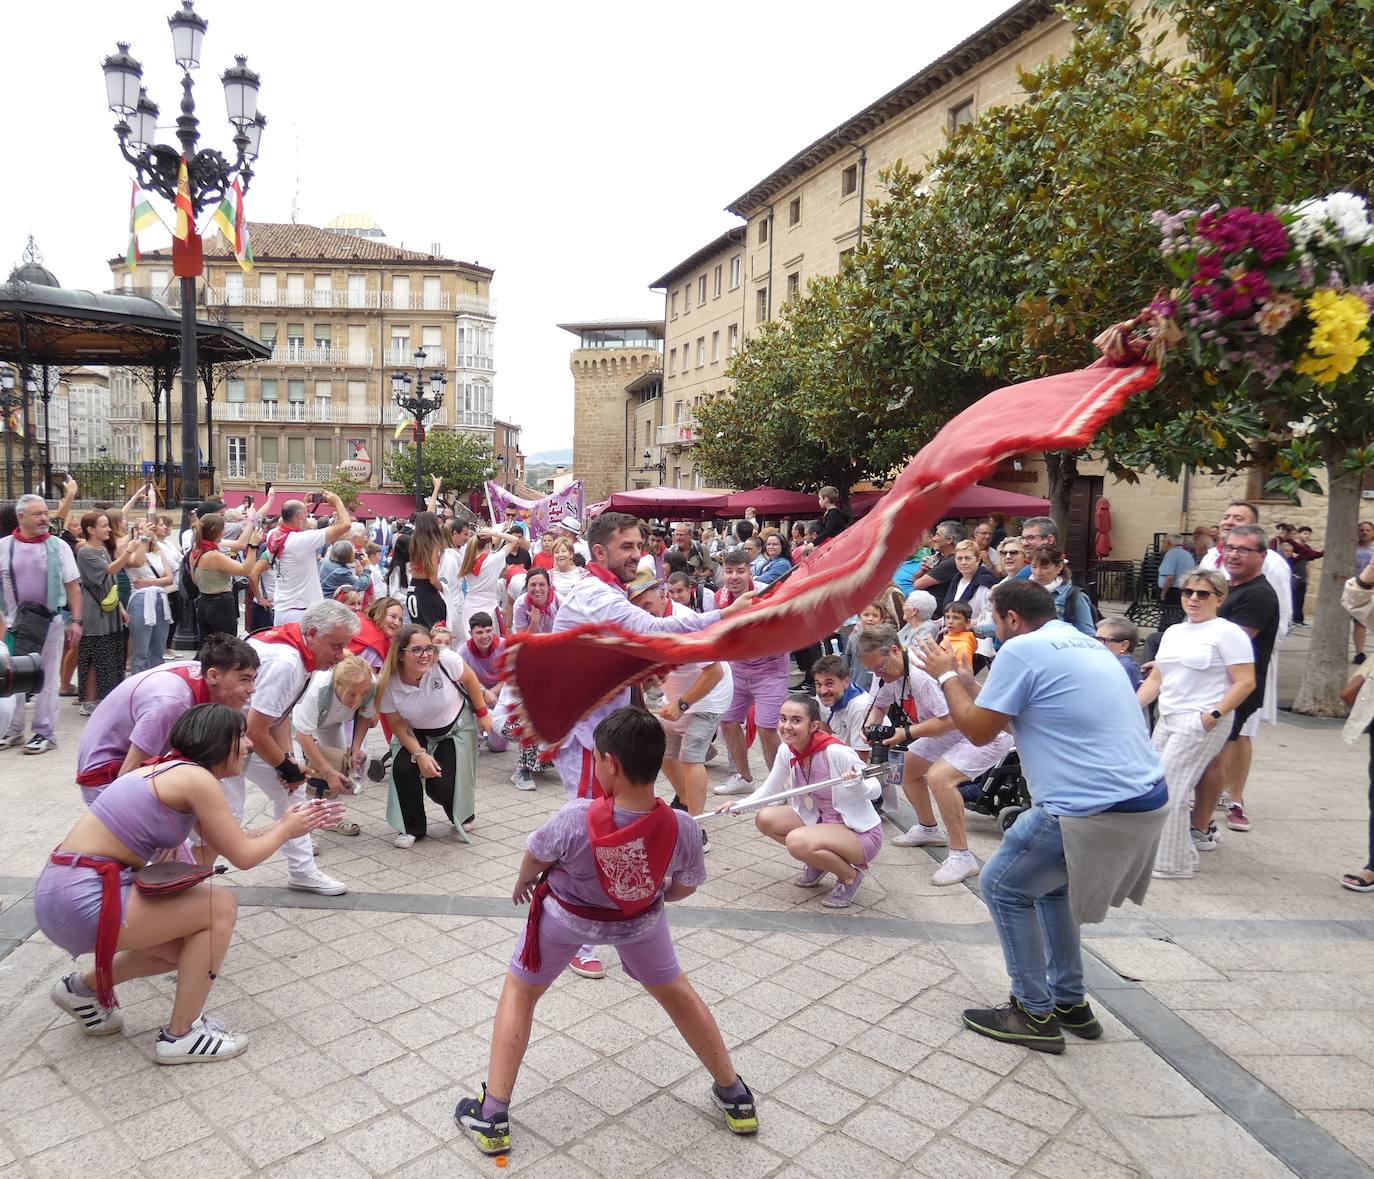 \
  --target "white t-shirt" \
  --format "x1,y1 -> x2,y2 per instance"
462,553 -> 506,625
271,528 -> 332,612
1154,617 -> 1255,716
378,648 -> 468,731
661,601 -> 733,712
246,636 -> 310,722
293,668 -> 366,739
818,689 -> 872,753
